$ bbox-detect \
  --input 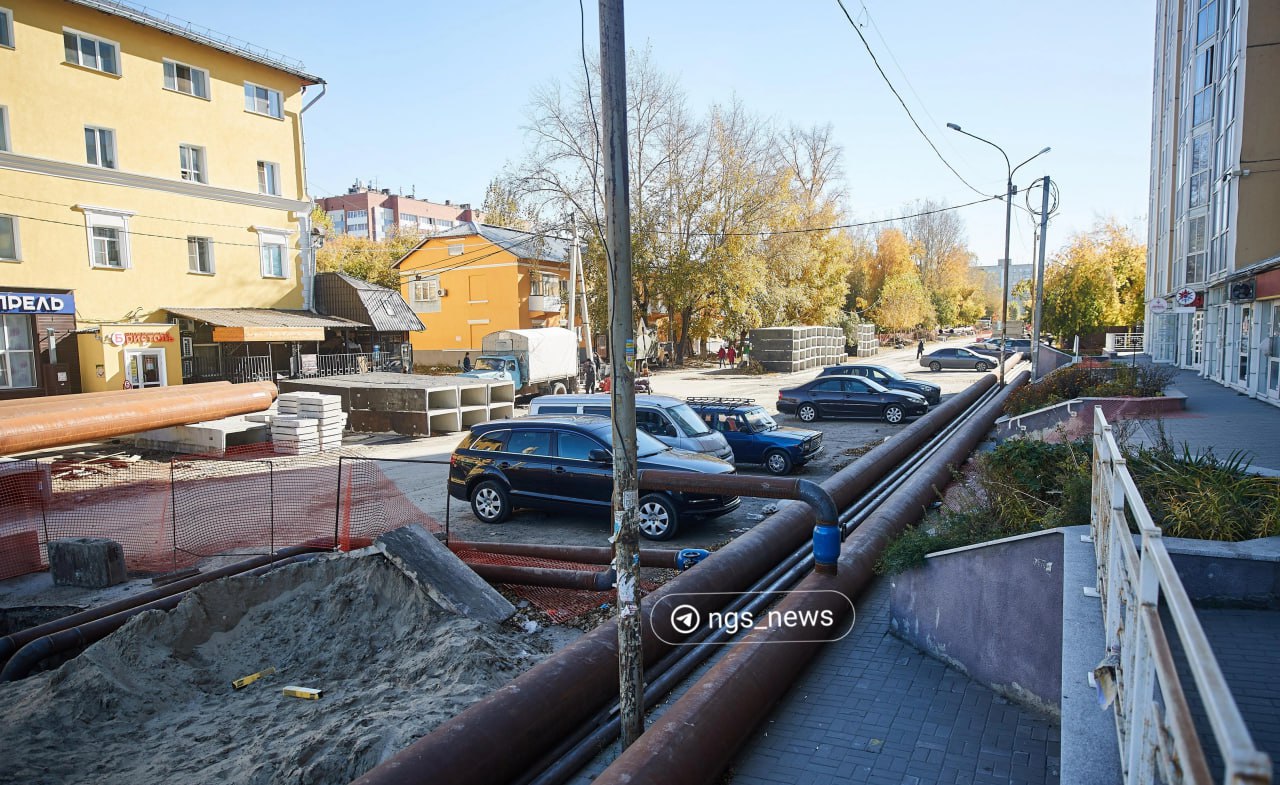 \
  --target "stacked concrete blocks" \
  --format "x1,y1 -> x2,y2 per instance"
749,325 -> 847,373
271,392 -> 346,455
